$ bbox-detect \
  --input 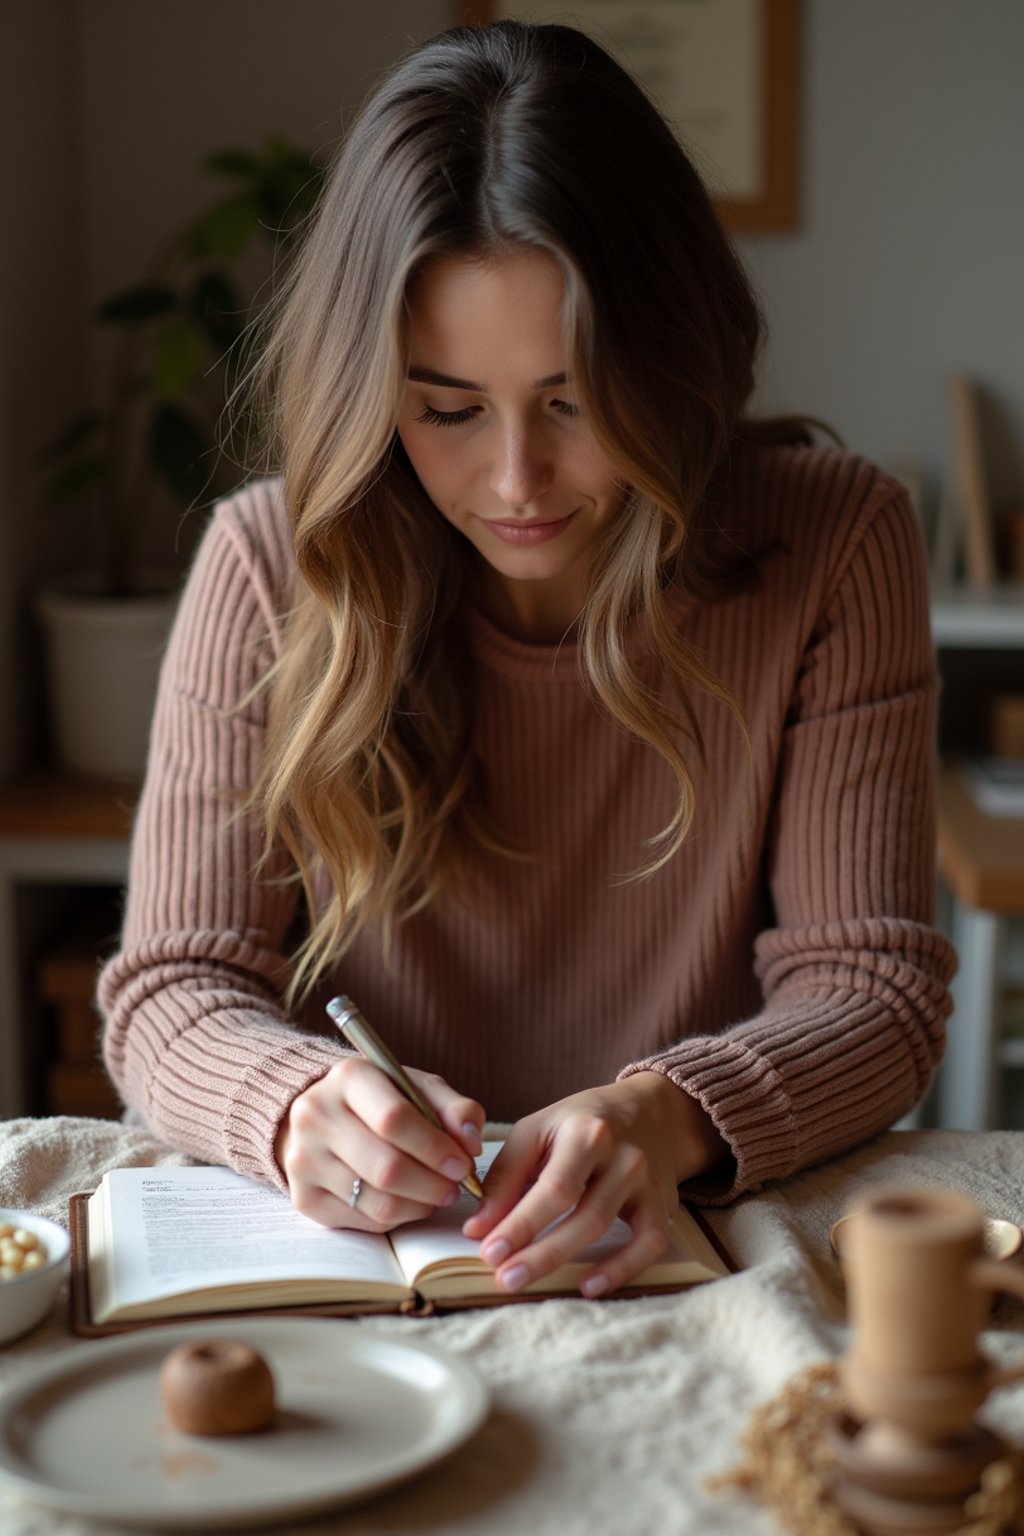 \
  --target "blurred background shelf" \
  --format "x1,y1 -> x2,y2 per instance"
932,586 -> 1024,648
0,774 -> 134,1118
